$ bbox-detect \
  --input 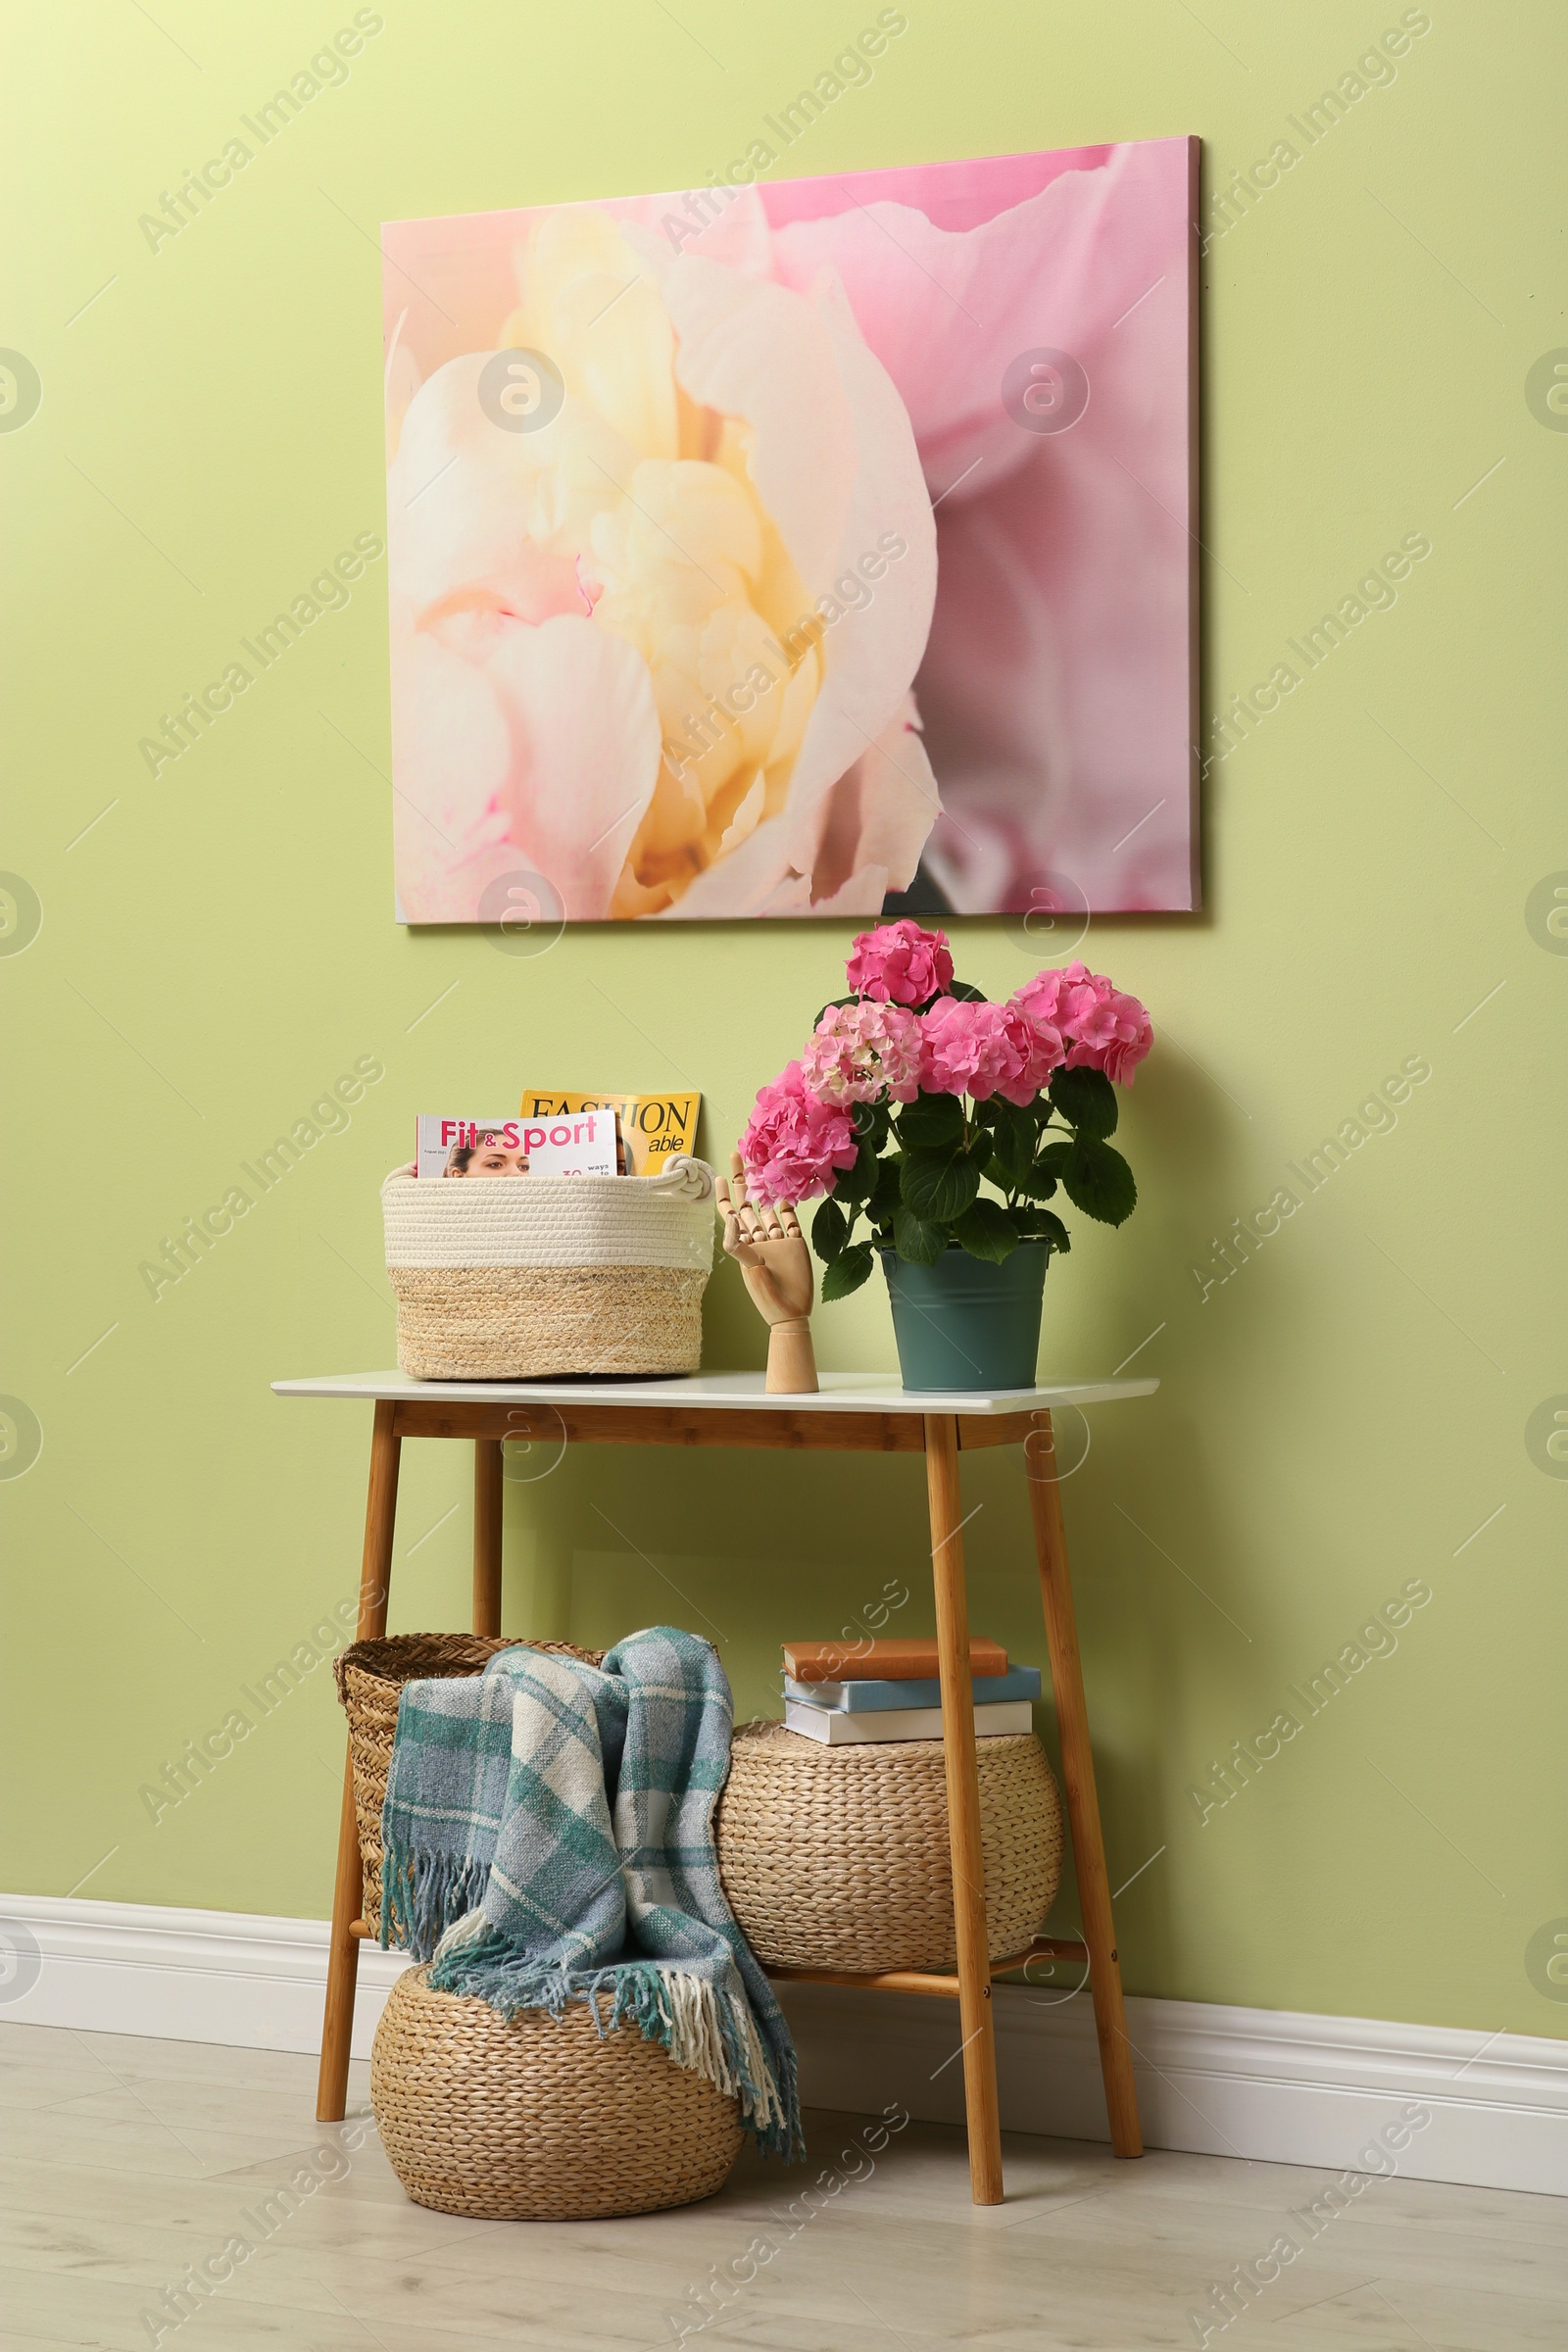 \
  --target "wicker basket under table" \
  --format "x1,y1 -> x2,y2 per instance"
333,1633 -> 603,1932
